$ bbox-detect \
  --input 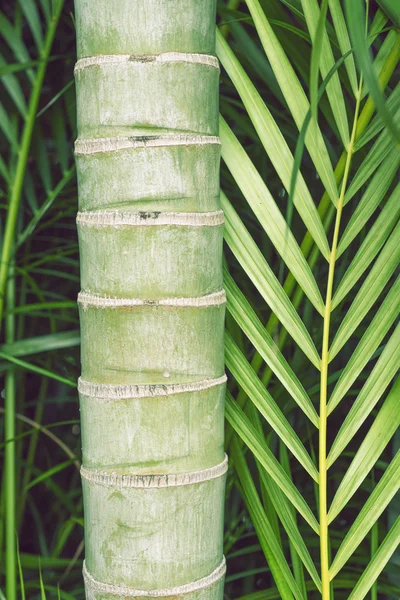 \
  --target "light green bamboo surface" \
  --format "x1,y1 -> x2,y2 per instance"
74,1 -> 225,598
